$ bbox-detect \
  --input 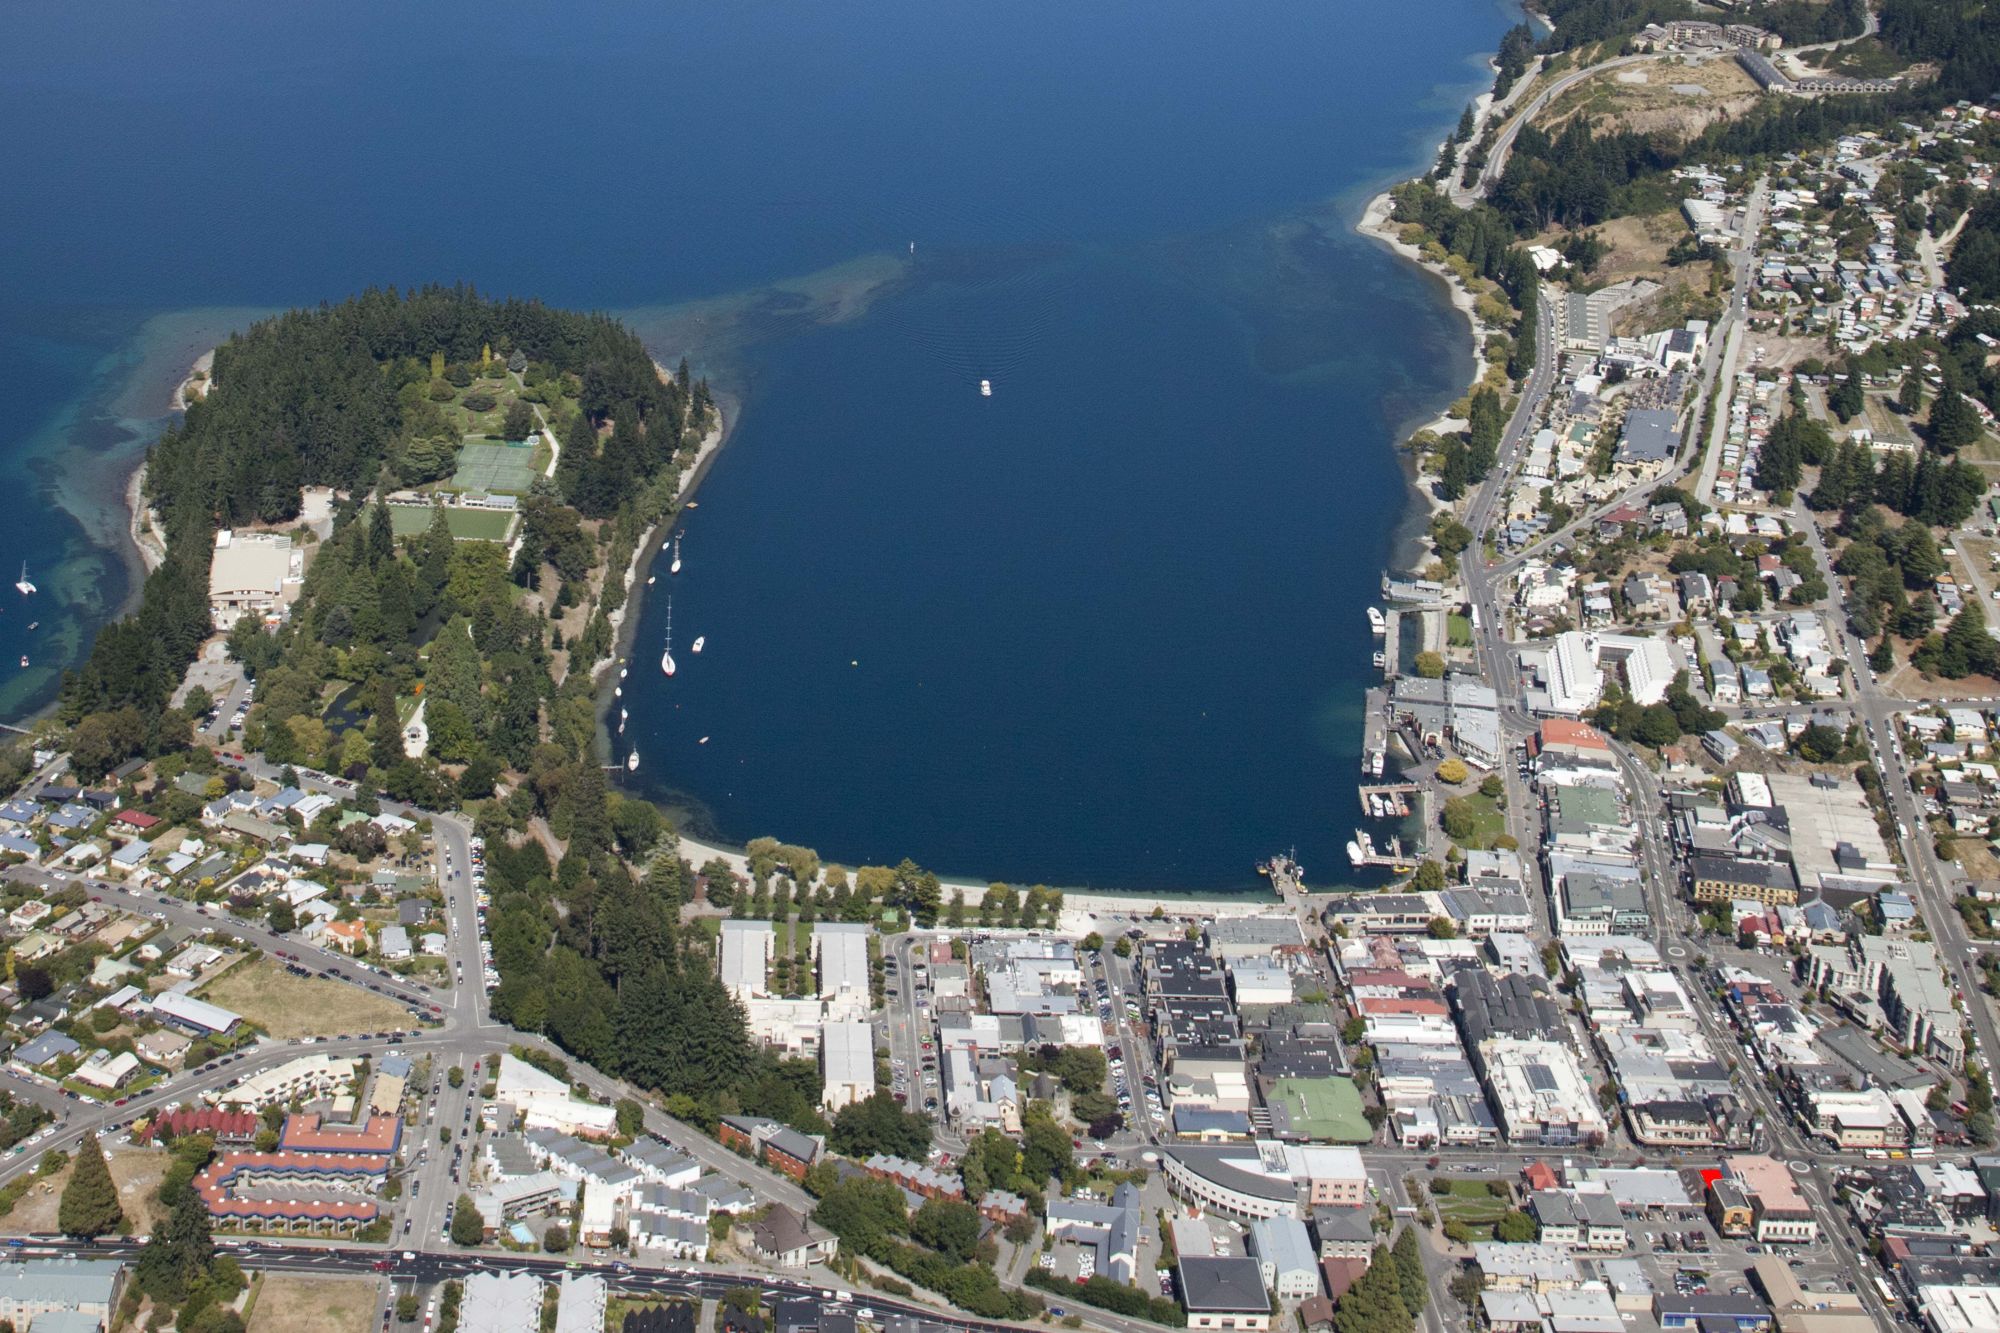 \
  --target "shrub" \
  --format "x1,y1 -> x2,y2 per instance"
462,393 -> 497,414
